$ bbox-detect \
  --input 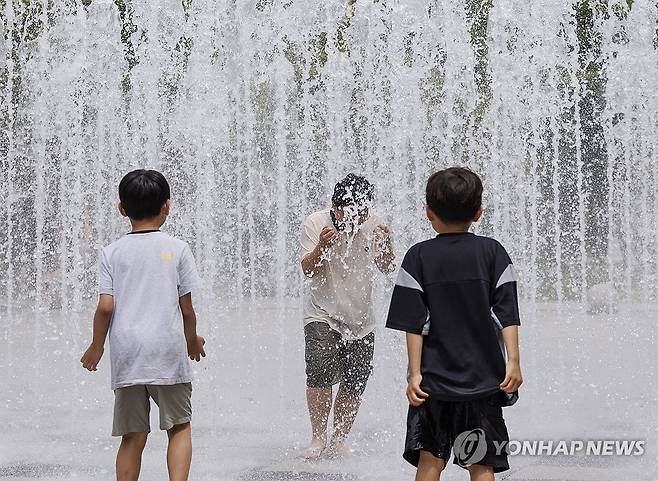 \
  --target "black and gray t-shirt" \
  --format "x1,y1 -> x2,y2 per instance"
386,232 -> 520,402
